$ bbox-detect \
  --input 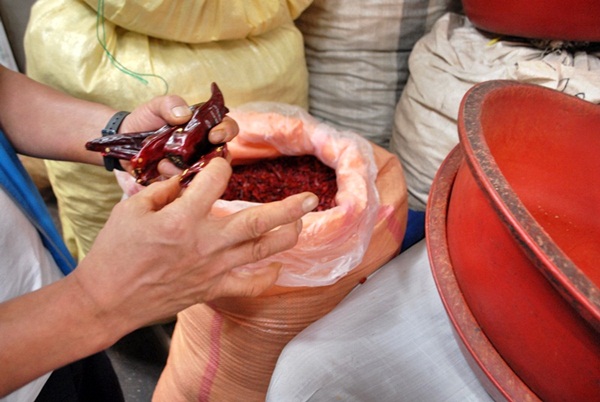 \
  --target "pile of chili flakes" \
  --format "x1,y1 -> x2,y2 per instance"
221,155 -> 337,211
